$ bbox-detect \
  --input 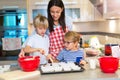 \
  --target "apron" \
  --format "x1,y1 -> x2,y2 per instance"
49,26 -> 68,58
